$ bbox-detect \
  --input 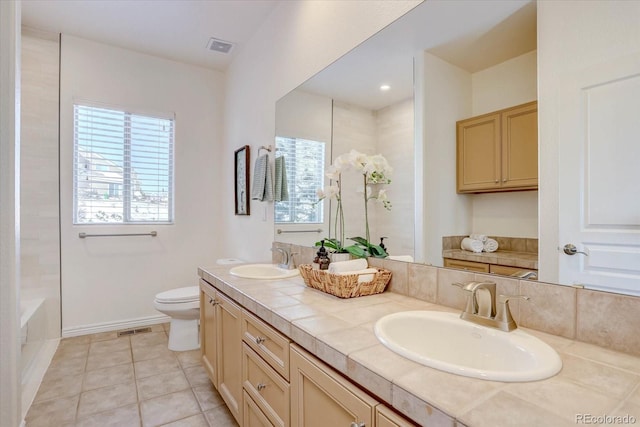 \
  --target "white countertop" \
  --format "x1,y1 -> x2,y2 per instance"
198,264 -> 640,427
